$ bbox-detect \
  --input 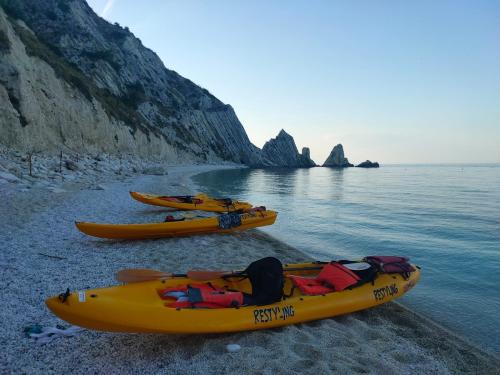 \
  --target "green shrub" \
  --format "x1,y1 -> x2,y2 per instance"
121,82 -> 146,109
83,49 -> 120,71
